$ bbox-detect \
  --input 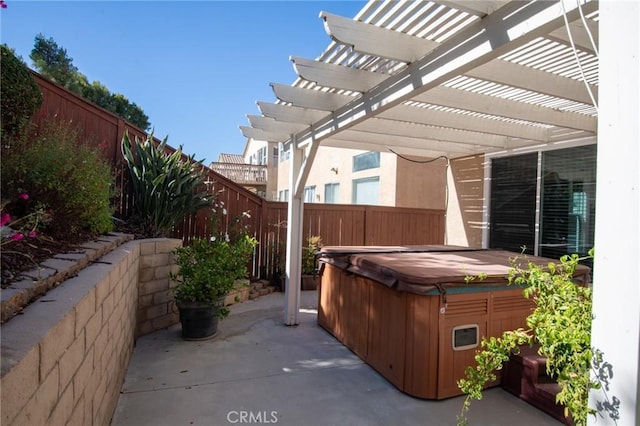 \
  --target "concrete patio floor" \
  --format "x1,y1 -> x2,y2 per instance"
112,291 -> 562,426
